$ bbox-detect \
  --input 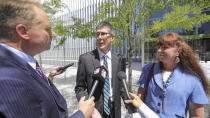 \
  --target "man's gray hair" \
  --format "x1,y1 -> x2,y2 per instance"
96,21 -> 115,35
0,0 -> 42,41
